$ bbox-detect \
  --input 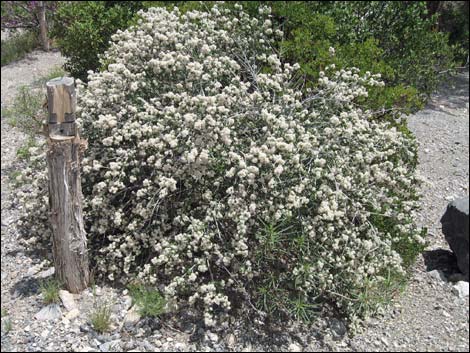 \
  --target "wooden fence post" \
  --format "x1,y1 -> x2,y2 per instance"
46,77 -> 89,293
